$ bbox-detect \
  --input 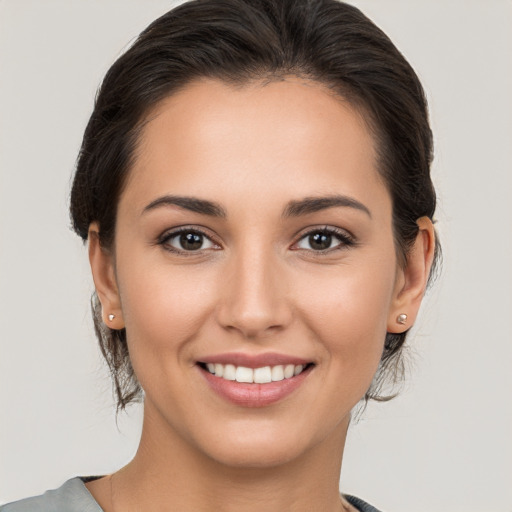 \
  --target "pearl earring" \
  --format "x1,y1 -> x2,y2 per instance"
108,314 -> 115,322
396,313 -> 407,325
